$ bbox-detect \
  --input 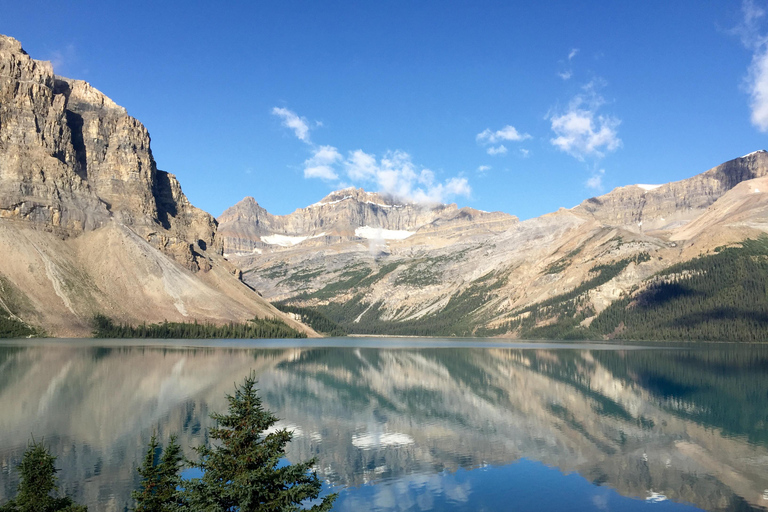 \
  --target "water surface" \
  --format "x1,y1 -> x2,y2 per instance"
1,339 -> 766,511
